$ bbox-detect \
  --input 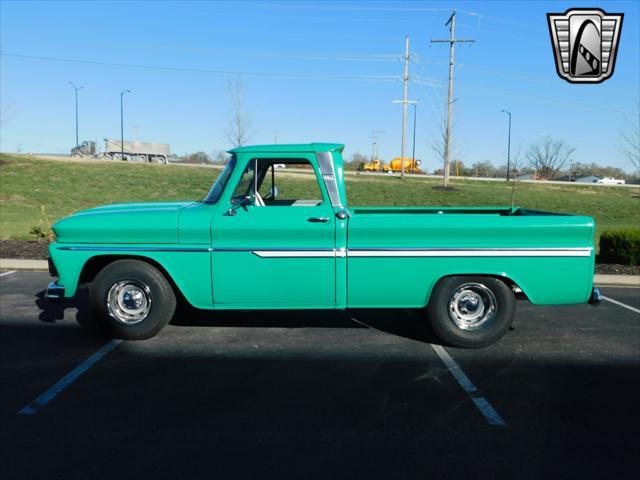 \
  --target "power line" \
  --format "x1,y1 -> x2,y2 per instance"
456,82 -> 638,116
134,43 -> 405,63
1,53 -> 401,82
251,3 -> 535,30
